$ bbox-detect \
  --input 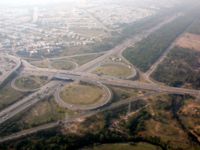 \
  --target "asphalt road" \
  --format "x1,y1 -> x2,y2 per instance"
0,54 -> 21,86
0,12 -> 199,143
0,92 -> 158,143
0,81 -> 61,125
75,14 -> 181,73
144,17 -> 196,79
54,81 -> 113,111
21,68 -> 200,96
